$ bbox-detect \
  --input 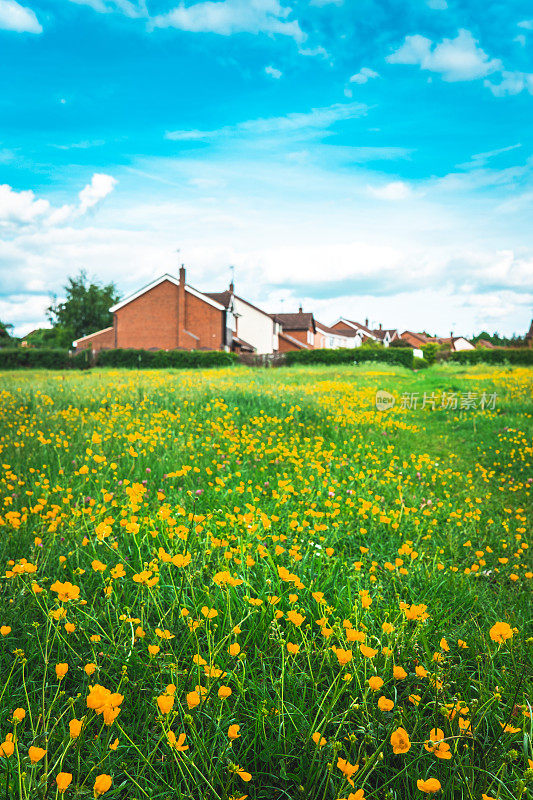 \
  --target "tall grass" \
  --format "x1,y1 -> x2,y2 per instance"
0,364 -> 531,799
